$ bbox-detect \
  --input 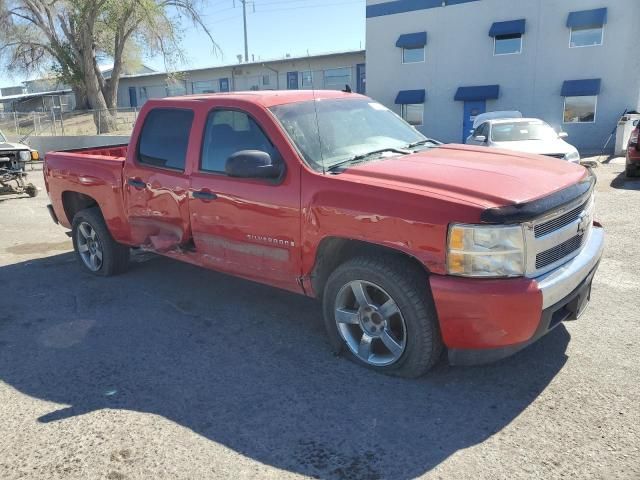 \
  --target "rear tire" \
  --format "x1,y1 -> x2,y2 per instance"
322,255 -> 443,378
626,166 -> 639,178
71,207 -> 130,276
